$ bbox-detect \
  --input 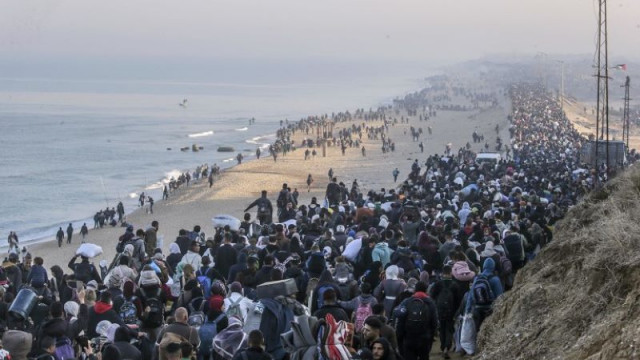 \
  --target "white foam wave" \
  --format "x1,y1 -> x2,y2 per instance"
188,131 -> 214,138
144,169 -> 184,190
222,157 -> 235,163
245,136 -> 262,145
235,127 -> 248,131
